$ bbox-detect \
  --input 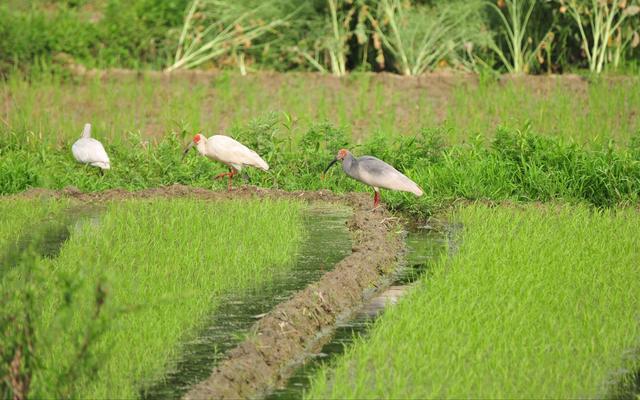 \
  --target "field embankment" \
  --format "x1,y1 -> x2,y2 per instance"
305,204 -> 640,399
